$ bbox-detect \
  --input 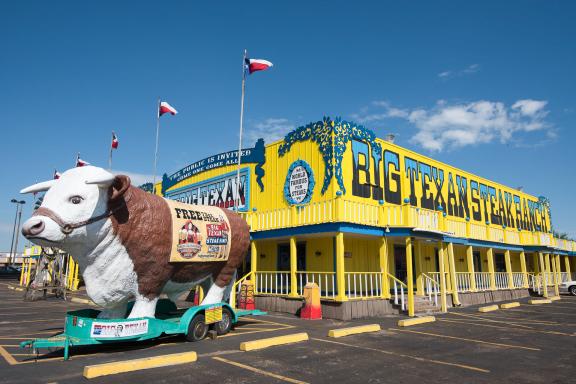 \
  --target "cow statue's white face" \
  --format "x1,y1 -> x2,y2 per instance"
20,166 -> 120,248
